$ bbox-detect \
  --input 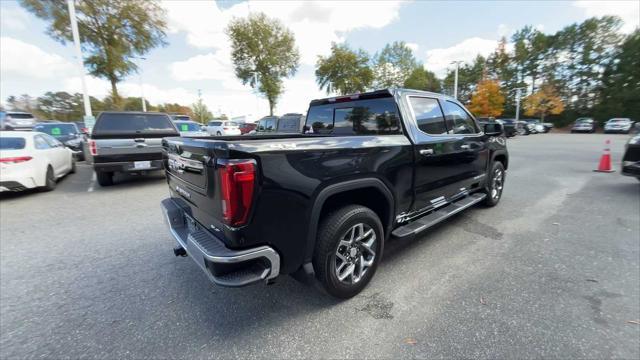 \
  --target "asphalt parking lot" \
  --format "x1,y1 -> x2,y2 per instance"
1,134 -> 638,359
